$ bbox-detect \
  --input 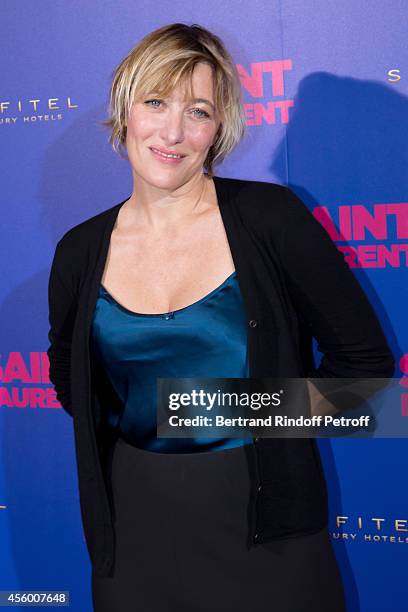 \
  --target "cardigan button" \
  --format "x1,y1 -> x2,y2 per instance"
249,319 -> 258,328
